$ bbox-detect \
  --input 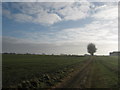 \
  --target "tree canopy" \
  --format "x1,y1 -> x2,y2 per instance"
87,43 -> 97,56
